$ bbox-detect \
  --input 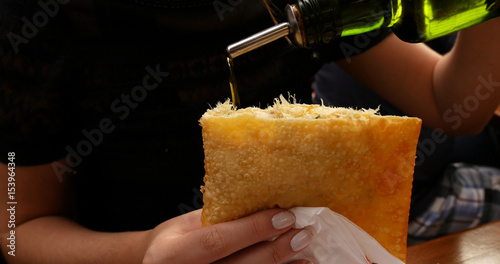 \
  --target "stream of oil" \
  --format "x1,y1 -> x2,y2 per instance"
227,57 -> 240,109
